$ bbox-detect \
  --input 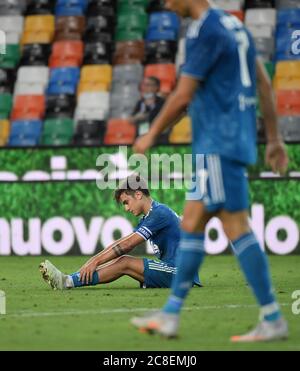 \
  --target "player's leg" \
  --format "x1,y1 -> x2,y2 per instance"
162,200 -> 211,314
215,152 -> 288,342
131,200 -> 212,337
40,256 -> 144,290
